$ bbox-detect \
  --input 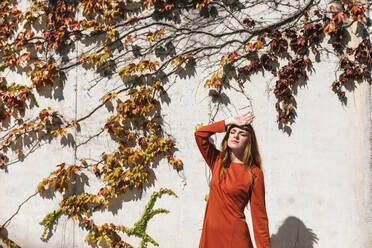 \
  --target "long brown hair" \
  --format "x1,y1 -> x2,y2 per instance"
219,124 -> 262,188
